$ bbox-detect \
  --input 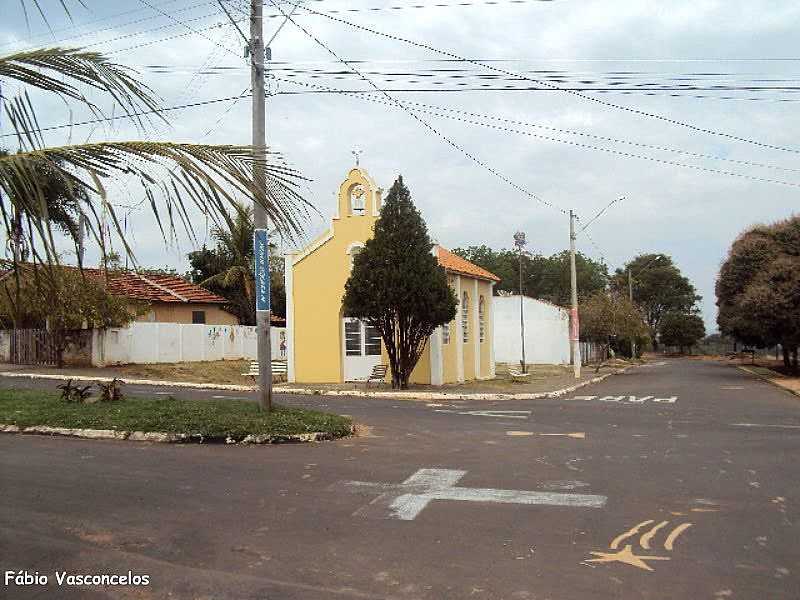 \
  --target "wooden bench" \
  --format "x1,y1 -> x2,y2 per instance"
366,364 -> 388,387
243,360 -> 288,382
